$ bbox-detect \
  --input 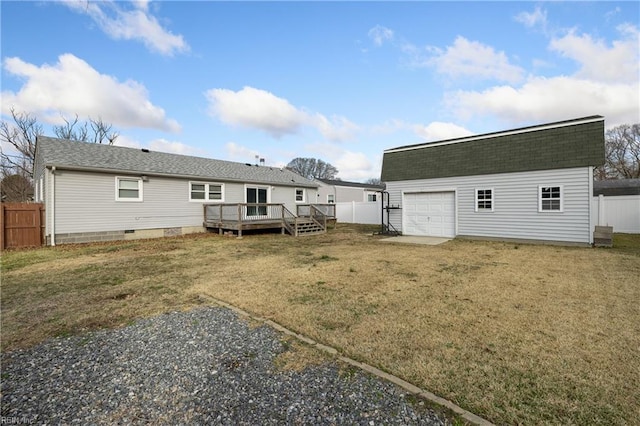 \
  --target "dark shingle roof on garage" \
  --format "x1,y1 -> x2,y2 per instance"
381,116 -> 605,182
593,179 -> 640,196
35,136 -> 317,188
